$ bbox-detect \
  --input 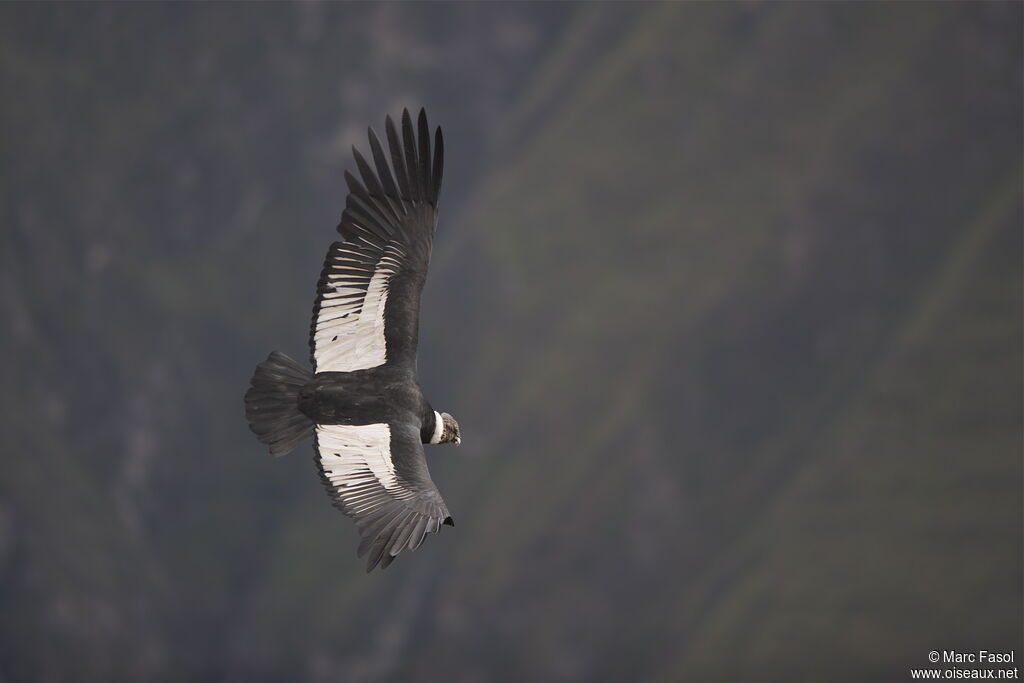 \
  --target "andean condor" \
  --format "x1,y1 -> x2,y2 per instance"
245,109 -> 461,572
